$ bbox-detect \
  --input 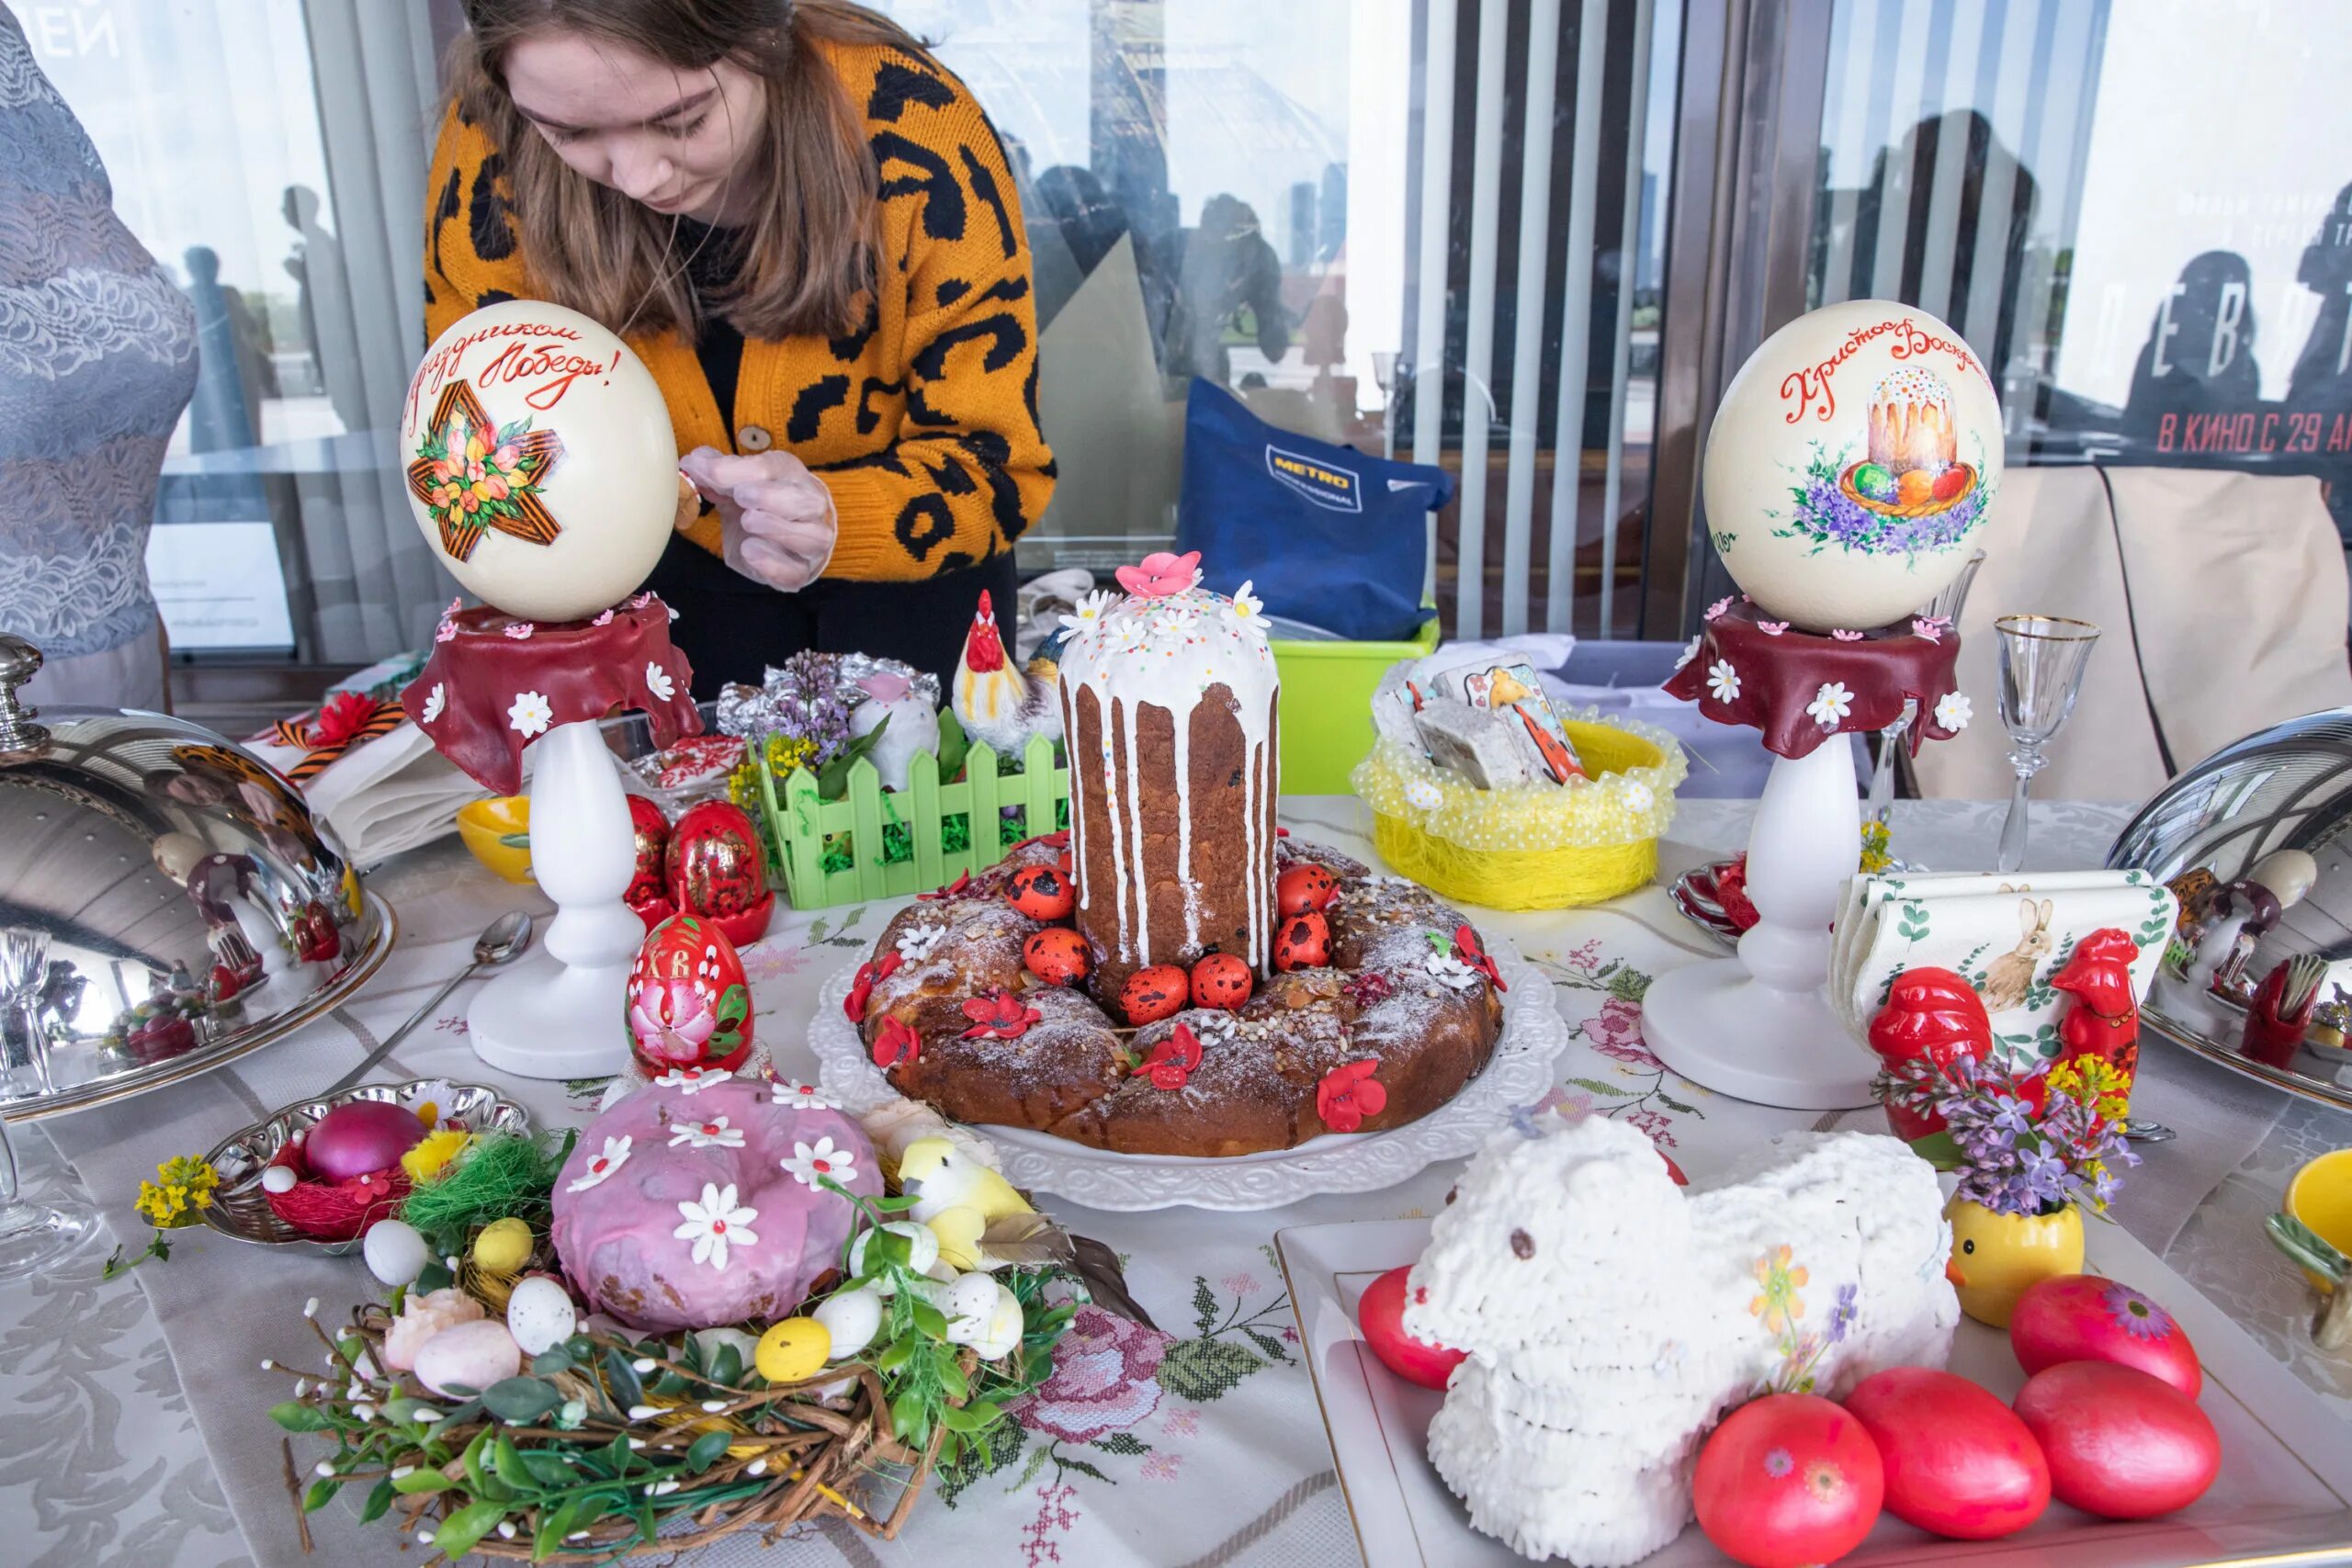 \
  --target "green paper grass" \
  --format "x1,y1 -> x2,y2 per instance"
399,1129 -> 575,1256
